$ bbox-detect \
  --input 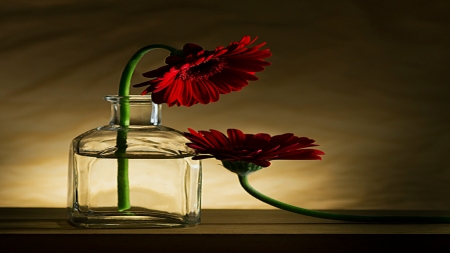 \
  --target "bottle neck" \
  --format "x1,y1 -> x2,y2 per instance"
105,95 -> 161,126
